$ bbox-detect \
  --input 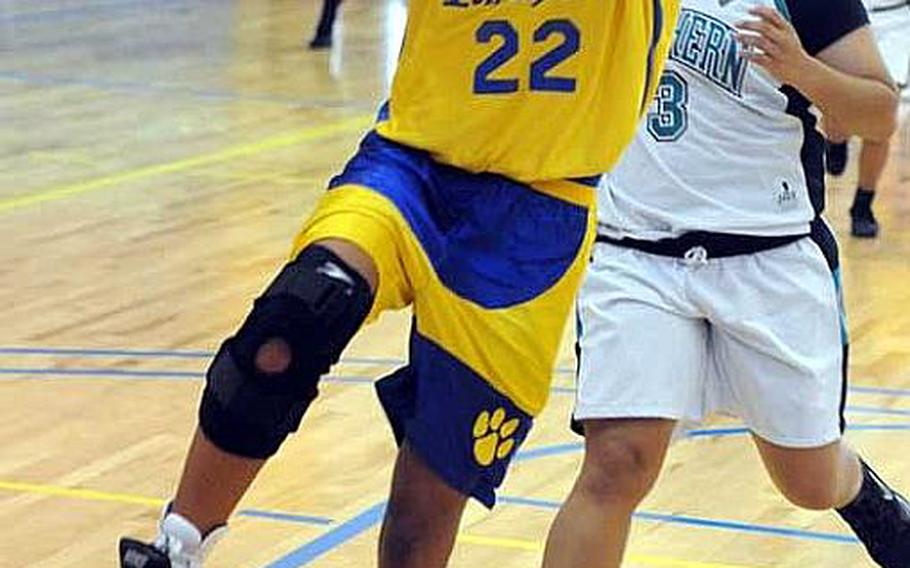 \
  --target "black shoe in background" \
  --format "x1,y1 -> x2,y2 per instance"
850,188 -> 880,239
308,34 -> 333,49
851,210 -> 880,239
